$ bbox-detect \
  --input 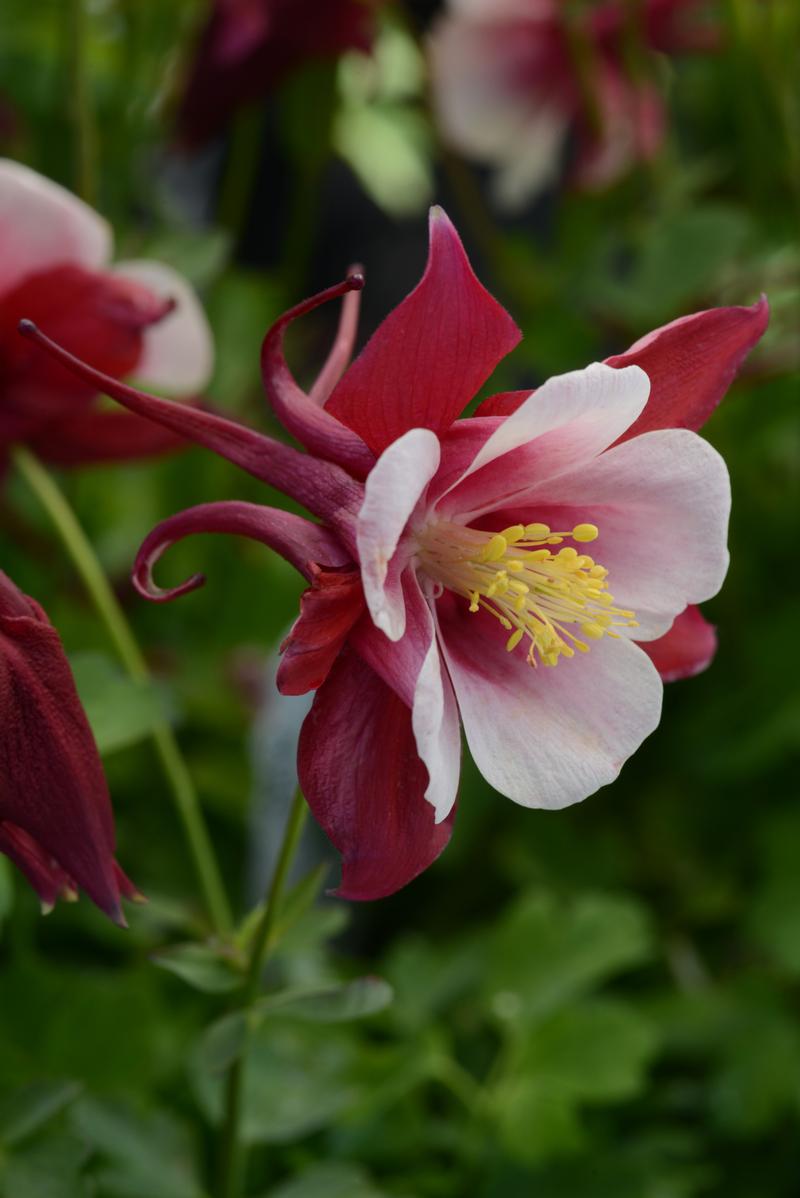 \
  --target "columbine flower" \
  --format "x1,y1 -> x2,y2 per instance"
429,0 -> 717,208
0,159 -> 212,466
19,208 -> 767,900
0,570 -> 138,921
178,0 -> 383,145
